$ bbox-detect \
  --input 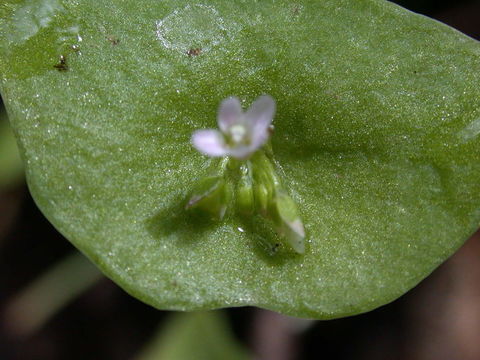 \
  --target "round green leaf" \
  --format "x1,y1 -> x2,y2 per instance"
1,0 -> 479,318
